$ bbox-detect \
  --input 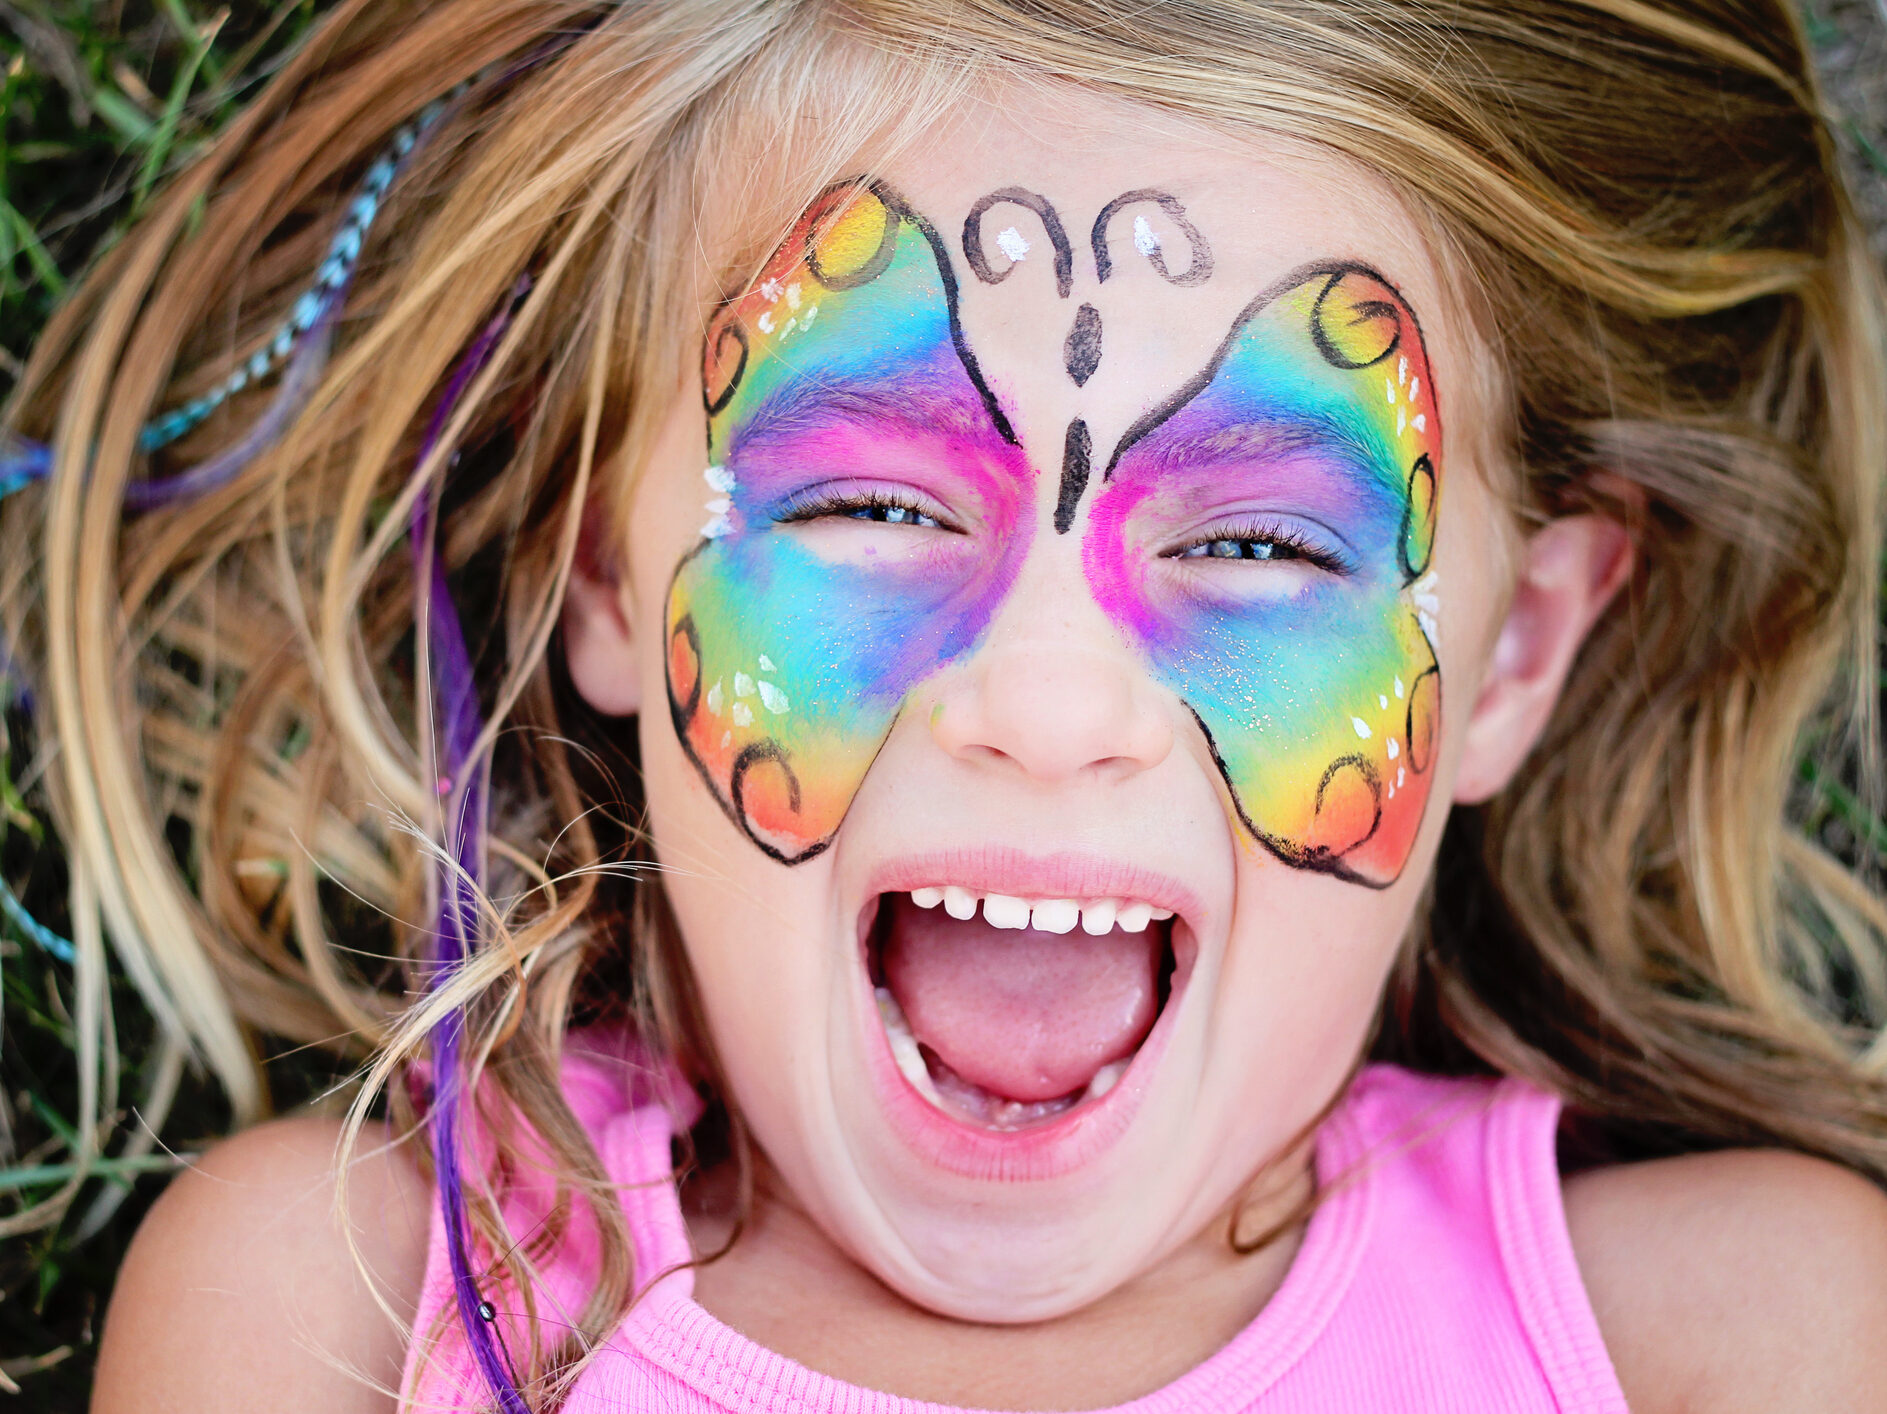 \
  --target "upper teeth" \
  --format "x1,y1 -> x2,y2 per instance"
908,887 -> 1174,934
